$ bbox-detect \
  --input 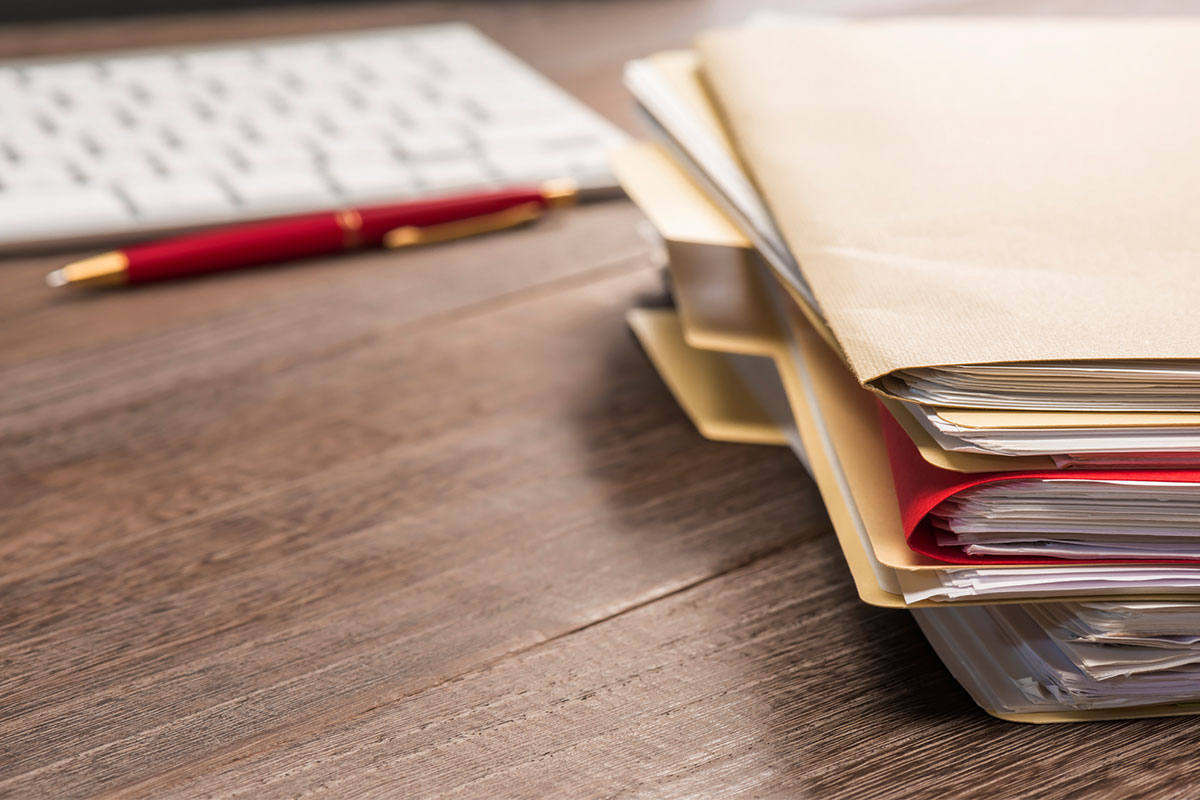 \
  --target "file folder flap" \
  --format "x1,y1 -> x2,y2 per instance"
609,140 -> 747,249
627,308 -> 787,447
666,241 -> 780,356
880,409 -> 1200,566
938,407 -> 1200,432
771,296 -> 937,576
619,63 -> 840,349
611,141 -> 779,356
878,397 -> 1053,473
771,300 -> 908,607
644,50 -> 740,157
697,21 -> 1200,385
